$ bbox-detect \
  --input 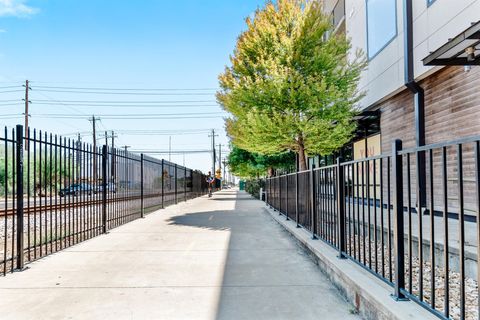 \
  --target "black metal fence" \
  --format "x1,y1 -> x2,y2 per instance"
266,137 -> 480,320
1,125 -> 208,276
